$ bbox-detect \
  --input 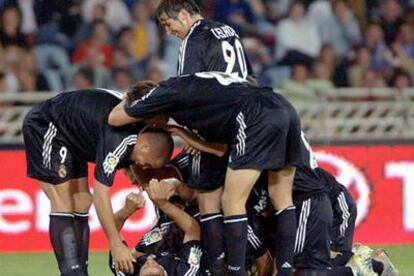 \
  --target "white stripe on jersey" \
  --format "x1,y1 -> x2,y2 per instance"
98,88 -> 124,99
178,20 -> 202,75
235,112 -> 247,156
338,192 -> 350,237
294,199 -> 311,254
42,122 -> 57,169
